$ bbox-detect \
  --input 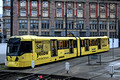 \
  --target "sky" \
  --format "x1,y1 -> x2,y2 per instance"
0,0 -> 3,15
